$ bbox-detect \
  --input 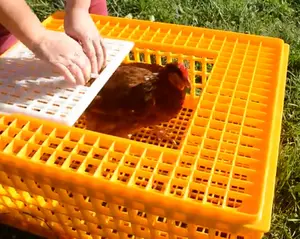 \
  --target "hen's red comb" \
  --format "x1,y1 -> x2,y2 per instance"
178,63 -> 189,79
